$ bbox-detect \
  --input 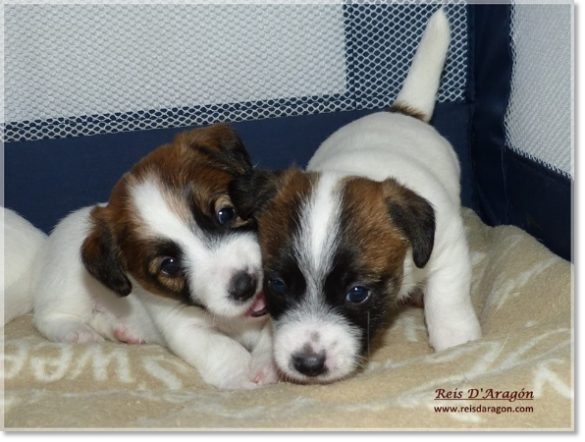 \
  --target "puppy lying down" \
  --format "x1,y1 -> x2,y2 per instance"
5,124 -> 277,390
